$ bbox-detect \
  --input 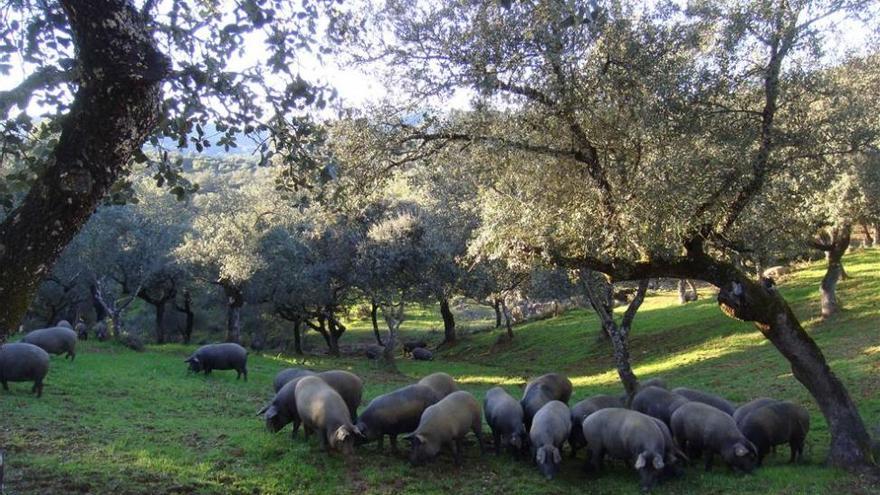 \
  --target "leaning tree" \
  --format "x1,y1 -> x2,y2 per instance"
0,0 -> 346,339
357,0 -> 880,466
